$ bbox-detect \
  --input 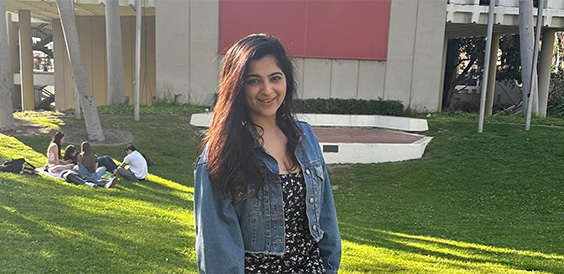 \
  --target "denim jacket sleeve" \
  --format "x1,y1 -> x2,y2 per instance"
299,122 -> 342,273
319,162 -> 342,274
194,151 -> 245,274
